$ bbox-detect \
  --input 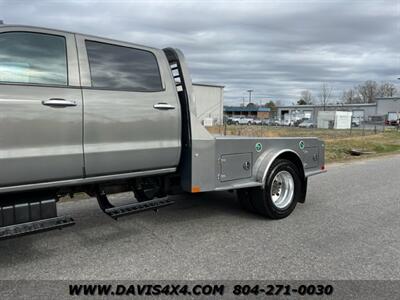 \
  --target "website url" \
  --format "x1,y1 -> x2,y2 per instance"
69,284 -> 225,296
